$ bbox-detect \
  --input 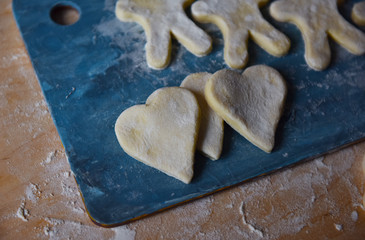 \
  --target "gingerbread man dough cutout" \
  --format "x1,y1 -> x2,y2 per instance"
352,1 -> 365,26
270,0 -> 365,71
116,0 -> 212,69
192,0 -> 290,69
